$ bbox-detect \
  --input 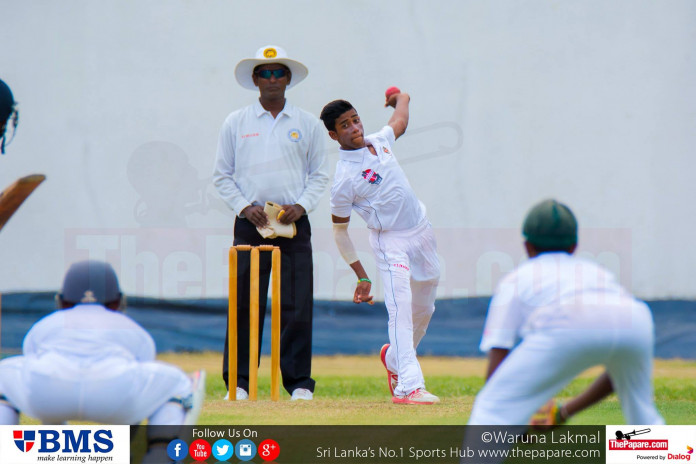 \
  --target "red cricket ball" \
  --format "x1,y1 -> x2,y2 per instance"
385,86 -> 401,98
